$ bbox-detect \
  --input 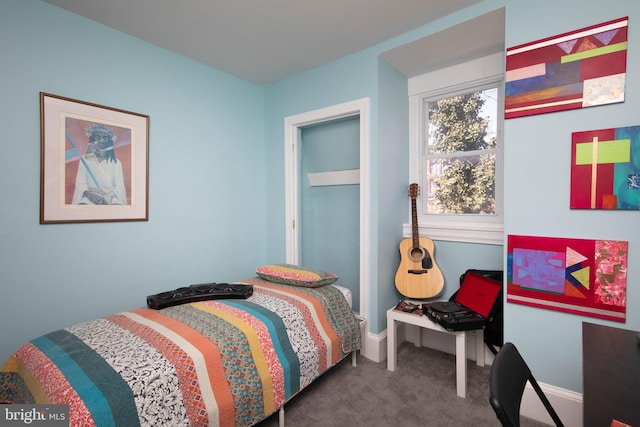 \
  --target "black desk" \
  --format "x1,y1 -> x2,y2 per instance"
583,322 -> 640,427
